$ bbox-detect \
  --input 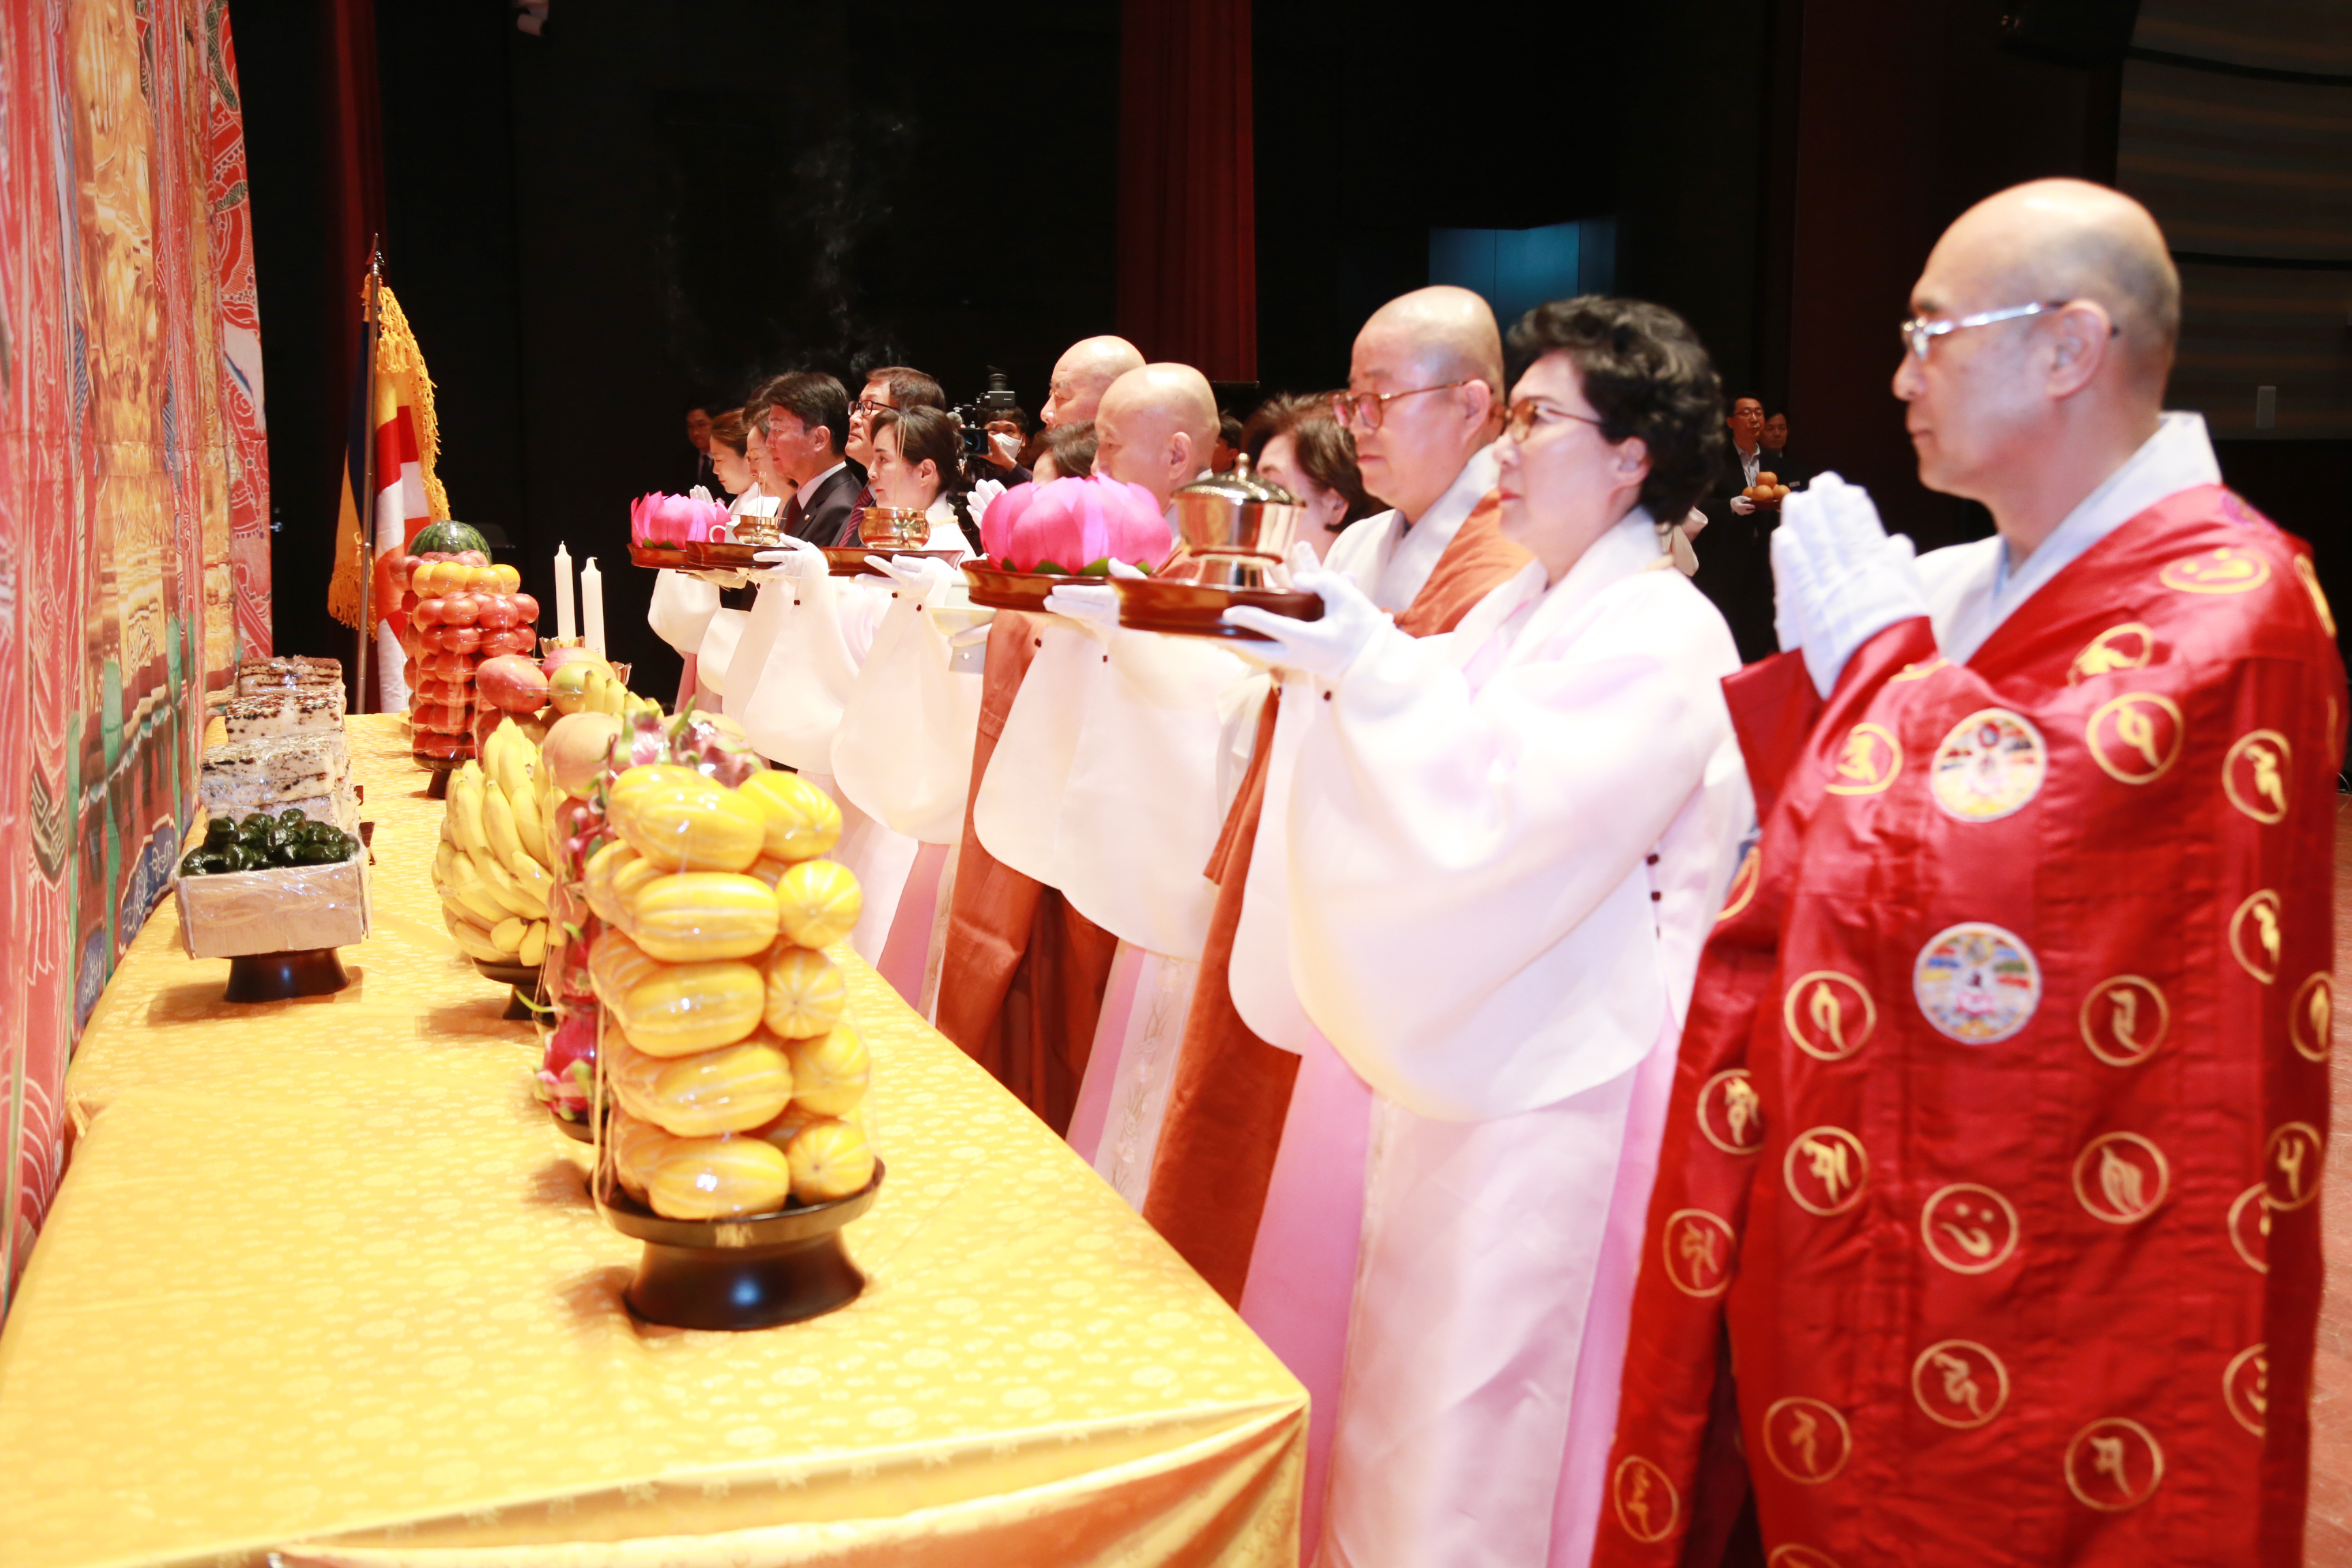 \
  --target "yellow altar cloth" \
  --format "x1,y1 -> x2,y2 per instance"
0,715 -> 1304,1568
